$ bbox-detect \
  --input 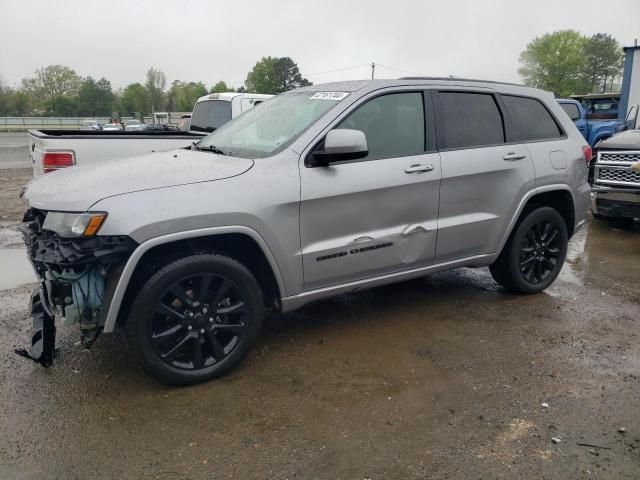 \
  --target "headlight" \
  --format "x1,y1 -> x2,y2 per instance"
42,212 -> 107,238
